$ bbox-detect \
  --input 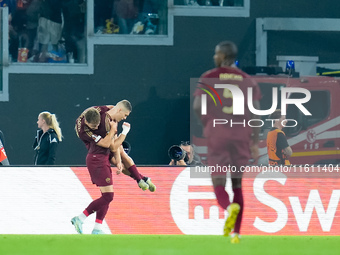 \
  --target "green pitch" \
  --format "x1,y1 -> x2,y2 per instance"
0,235 -> 338,255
